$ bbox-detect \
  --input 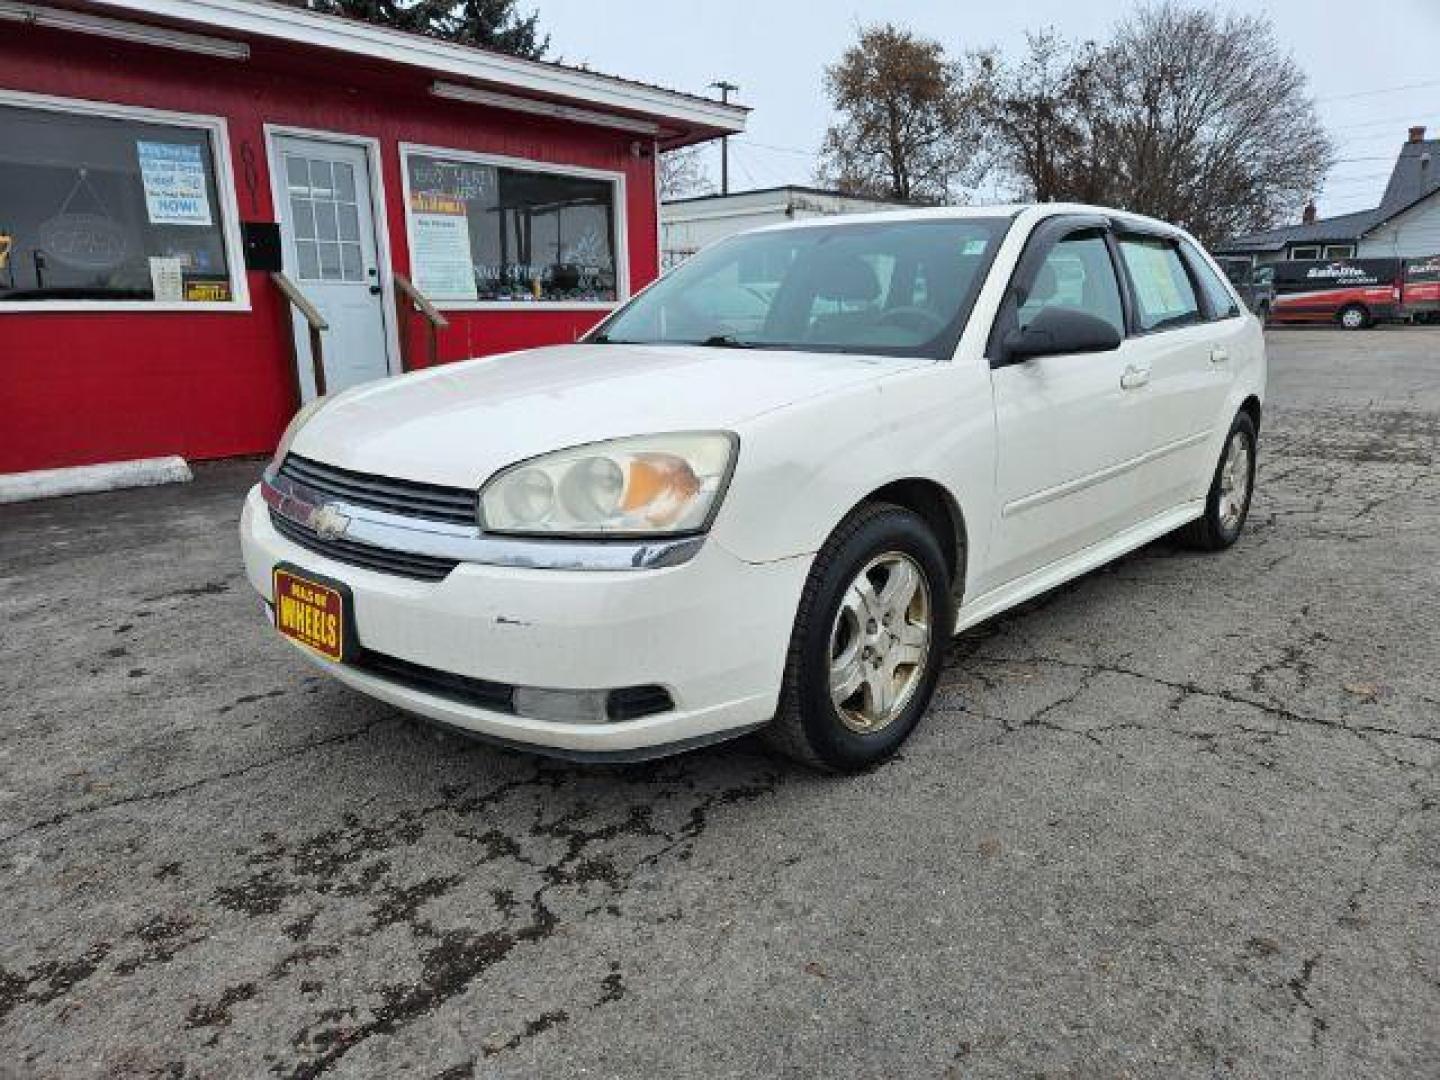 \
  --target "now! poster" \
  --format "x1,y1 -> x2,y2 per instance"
137,141 -> 213,227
